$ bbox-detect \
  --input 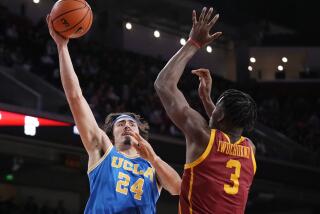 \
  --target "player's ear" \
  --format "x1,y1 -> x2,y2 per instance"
217,108 -> 224,122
